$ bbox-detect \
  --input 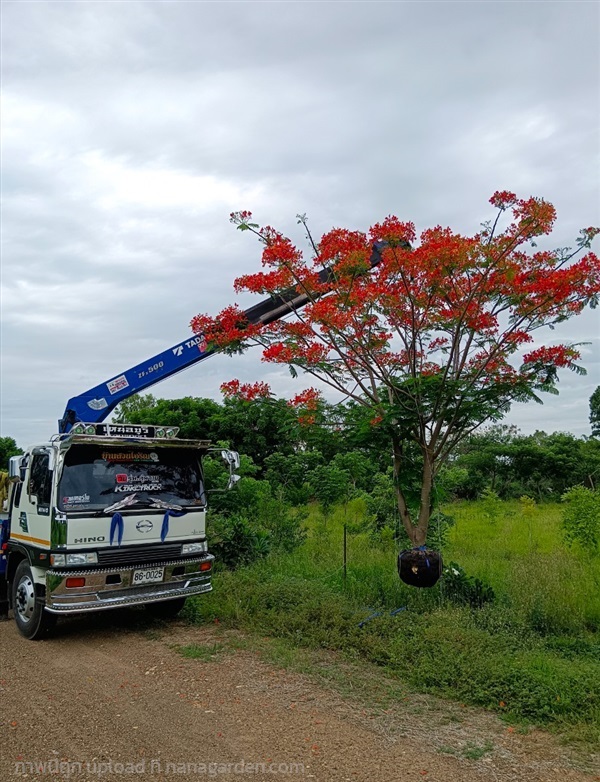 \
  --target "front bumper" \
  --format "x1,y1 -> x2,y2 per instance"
45,555 -> 214,613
